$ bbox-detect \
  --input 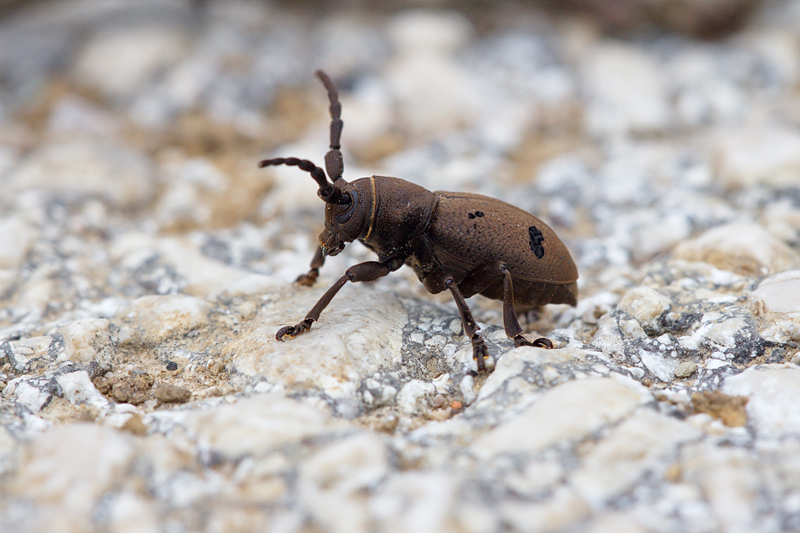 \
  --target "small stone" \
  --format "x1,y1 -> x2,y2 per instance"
74,25 -> 188,100
226,285 -> 406,403
55,371 -> 108,410
10,424 -> 135,528
639,348 -> 679,382
93,375 -> 112,395
376,414 -> 399,433
617,287 -> 672,333
749,270 -> 800,343
58,318 -> 111,363
180,394 -> 345,460
430,394 -> 447,409
155,383 -> 191,404
691,390 -> 748,427
3,378 -> 52,412
570,410 -> 701,507
397,380 -> 436,416
675,361 -> 698,378
165,361 -> 178,371
111,373 -> 154,405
